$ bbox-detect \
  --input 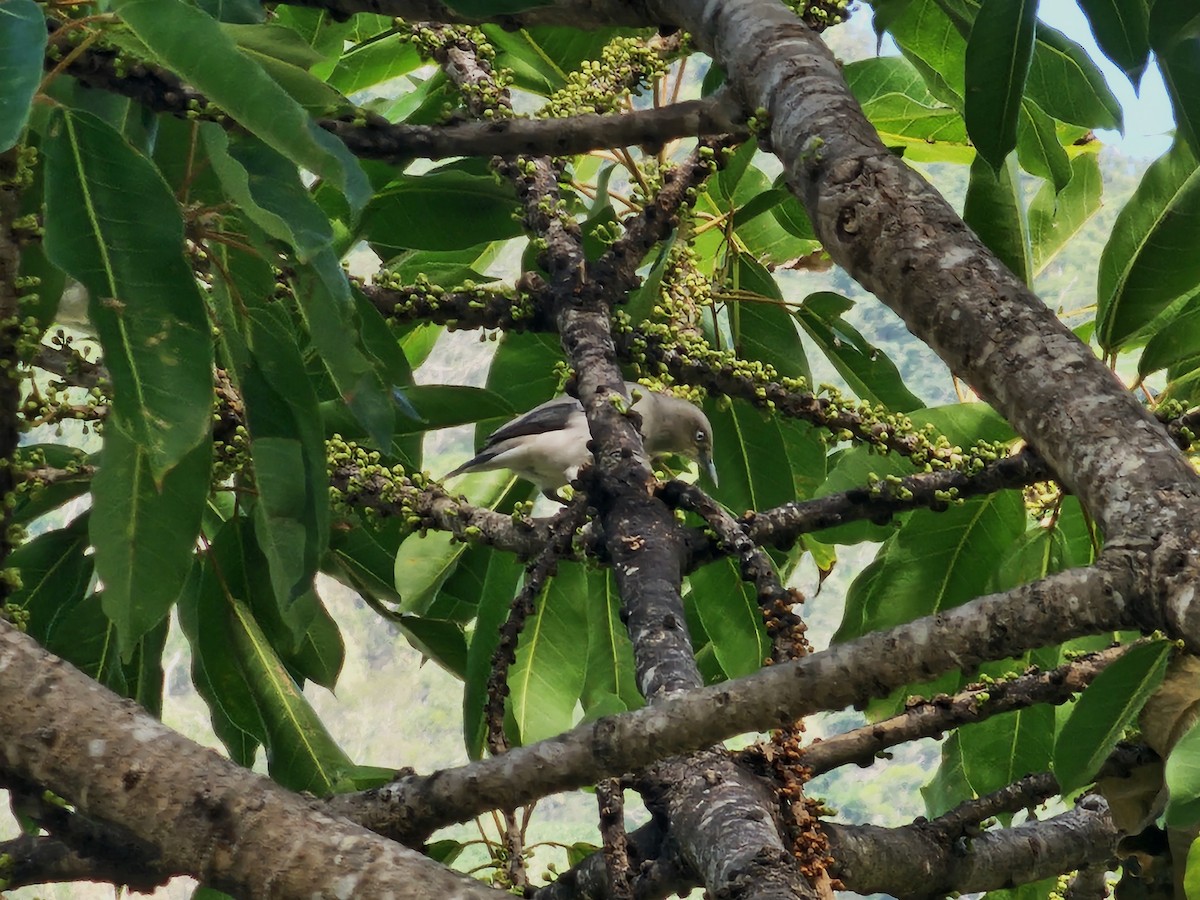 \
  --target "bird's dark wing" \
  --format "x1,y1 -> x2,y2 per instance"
481,396 -> 582,447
